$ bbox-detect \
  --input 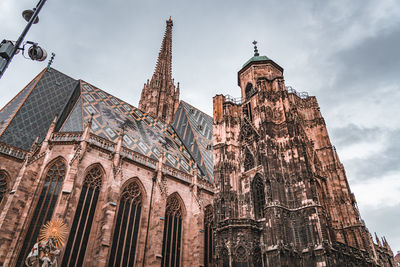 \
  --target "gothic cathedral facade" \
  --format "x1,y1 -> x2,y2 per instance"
0,18 -> 395,266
